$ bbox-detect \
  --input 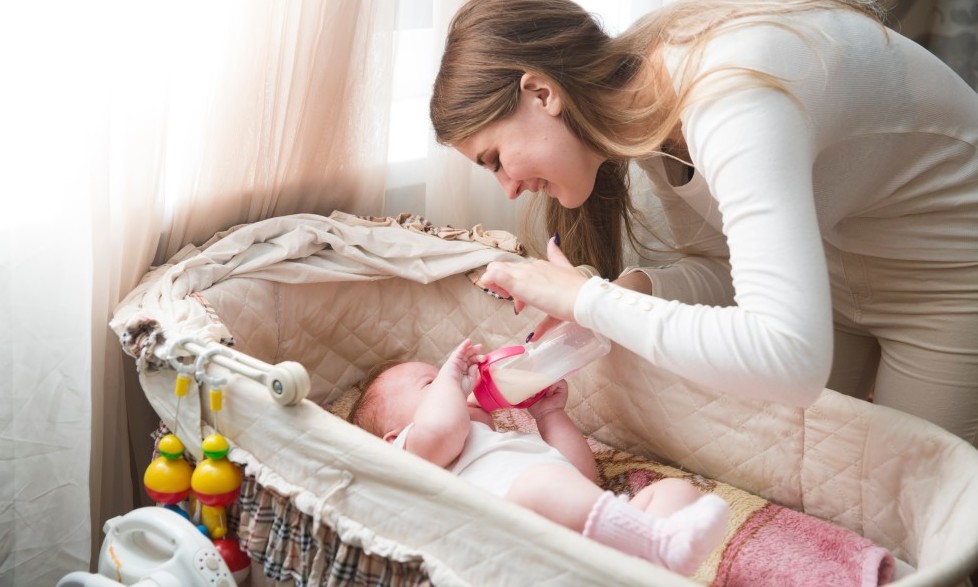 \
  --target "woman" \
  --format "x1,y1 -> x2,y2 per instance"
429,0 -> 978,445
